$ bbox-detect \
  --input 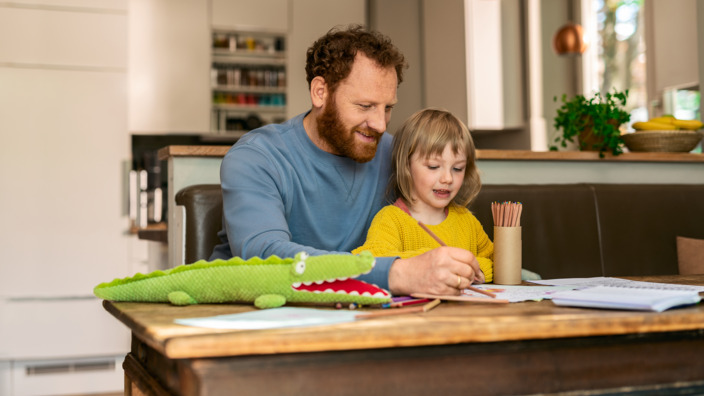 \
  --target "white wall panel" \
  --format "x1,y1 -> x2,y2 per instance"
1,0 -> 126,11
0,7 -> 126,69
